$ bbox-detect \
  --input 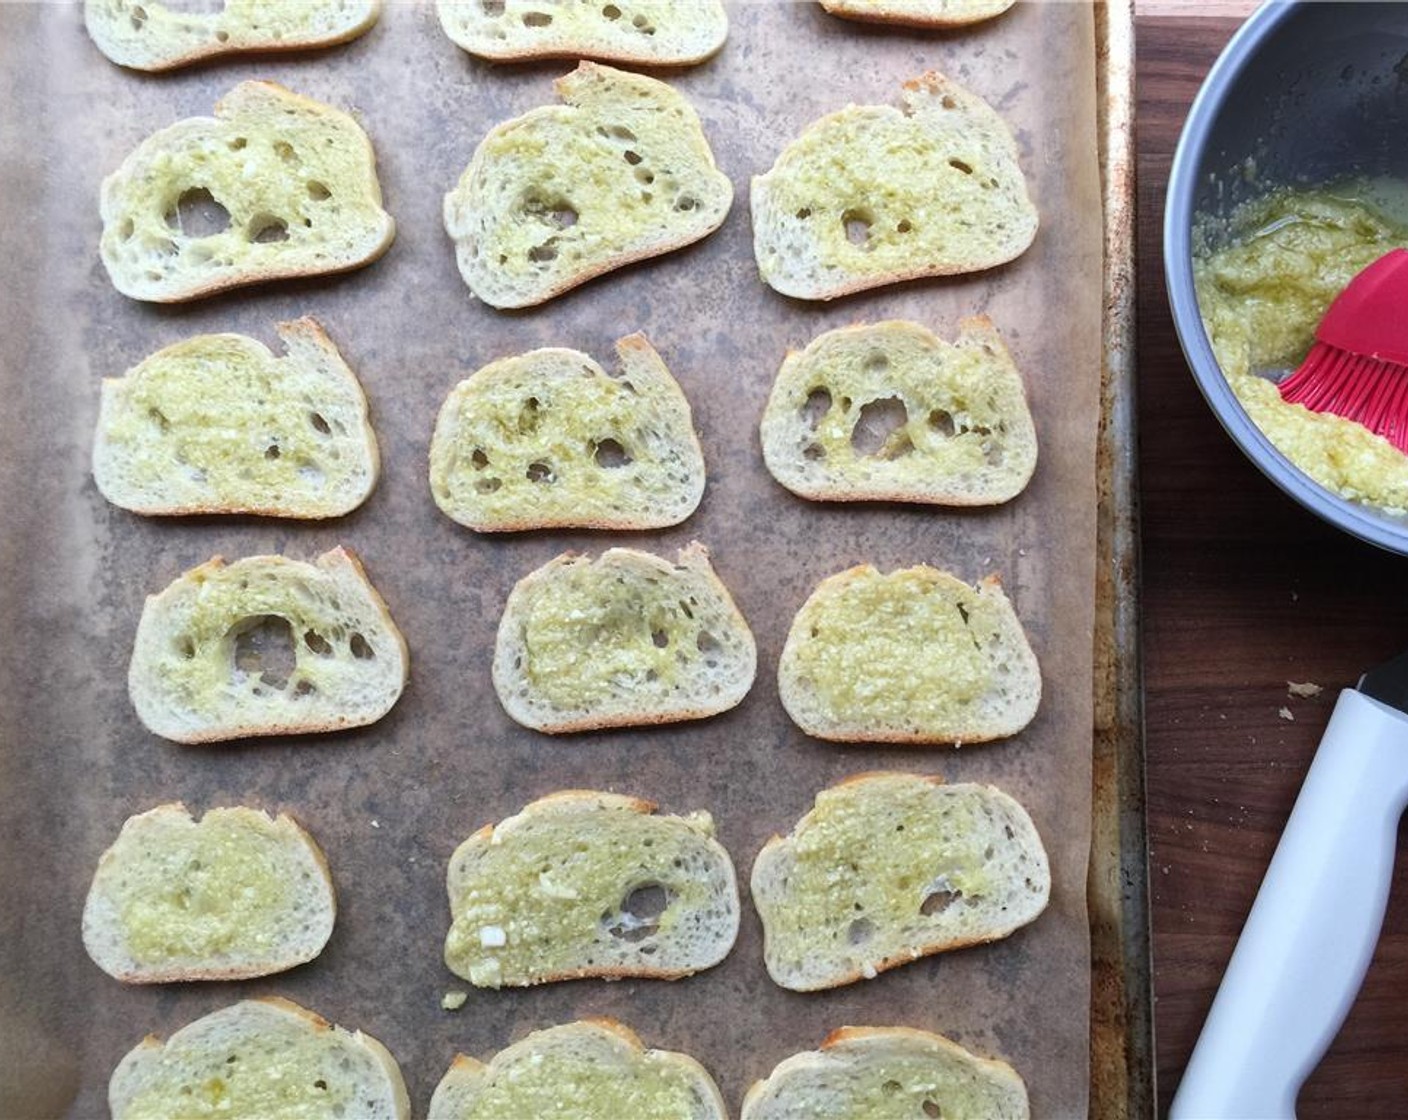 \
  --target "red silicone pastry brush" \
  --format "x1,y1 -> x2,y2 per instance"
1278,248 -> 1408,452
